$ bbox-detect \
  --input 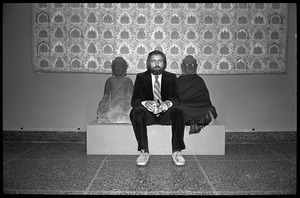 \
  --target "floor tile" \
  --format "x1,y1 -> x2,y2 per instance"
217,190 -> 297,195
16,143 -> 105,160
3,142 -> 38,162
105,154 -> 195,161
200,160 -> 296,193
262,143 -> 297,163
2,141 -> 297,195
3,189 -> 86,195
89,160 -> 213,194
3,159 -> 103,192
196,144 -> 286,161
